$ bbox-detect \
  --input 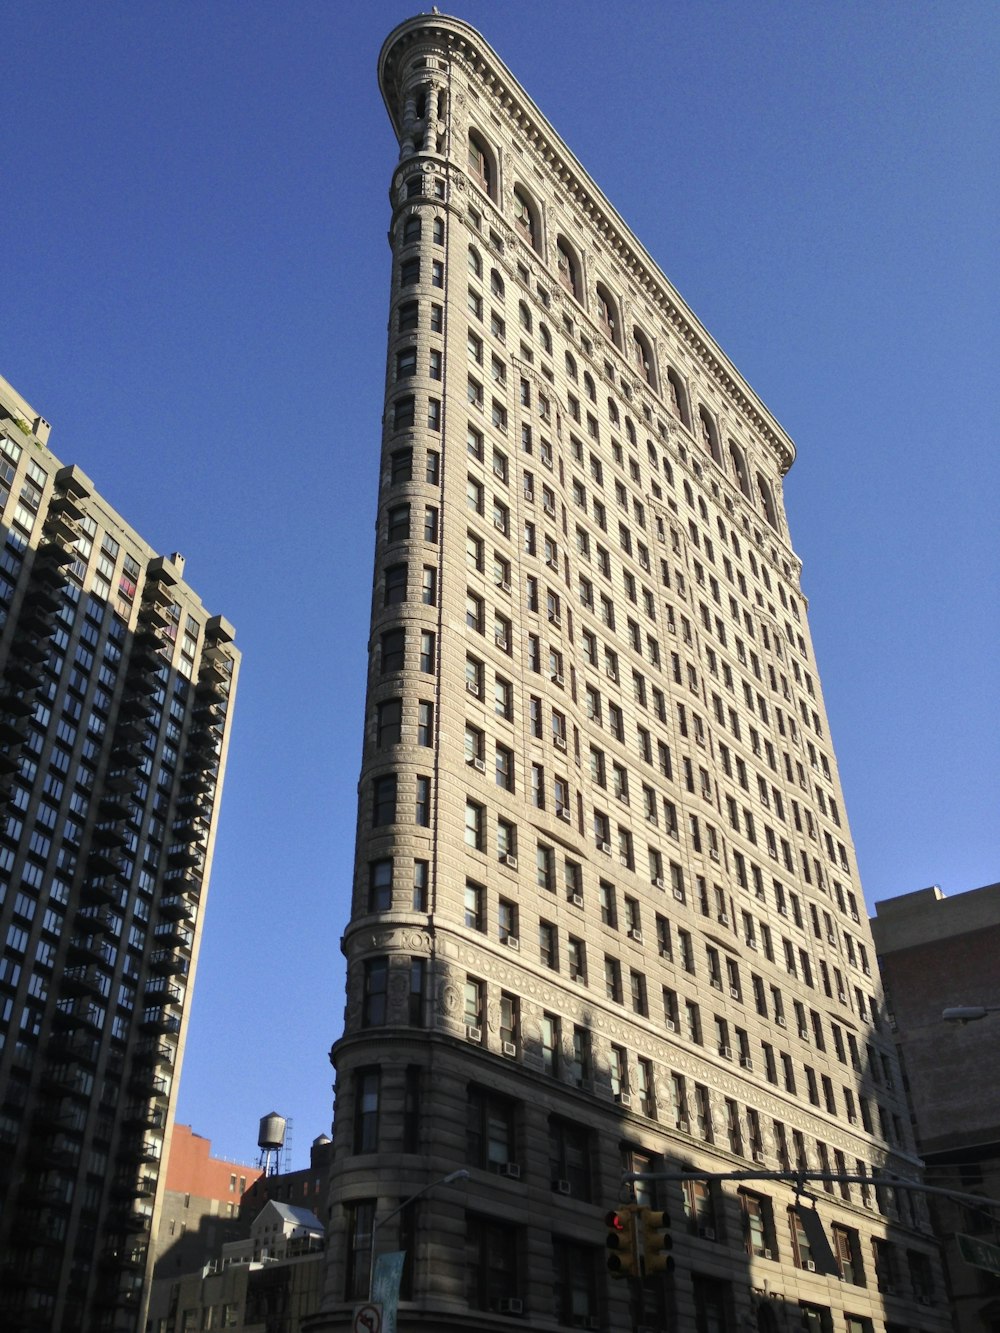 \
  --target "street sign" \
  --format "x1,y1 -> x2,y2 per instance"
352,1303 -> 383,1333
957,1232 -> 1000,1275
